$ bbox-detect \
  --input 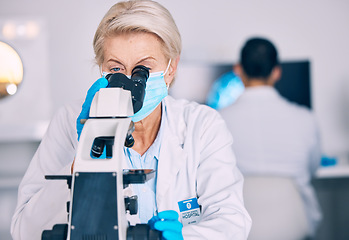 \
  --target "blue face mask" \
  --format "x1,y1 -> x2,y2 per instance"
101,60 -> 171,122
131,61 -> 171,122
